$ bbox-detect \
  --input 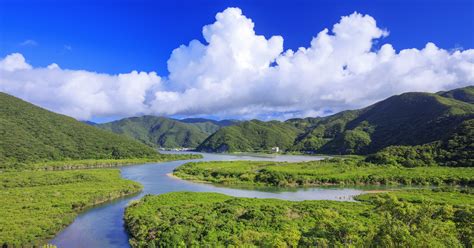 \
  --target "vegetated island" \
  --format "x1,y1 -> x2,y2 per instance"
0,92 -> 201,247
173,158 -> 474,187
124,190 -> 473,247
